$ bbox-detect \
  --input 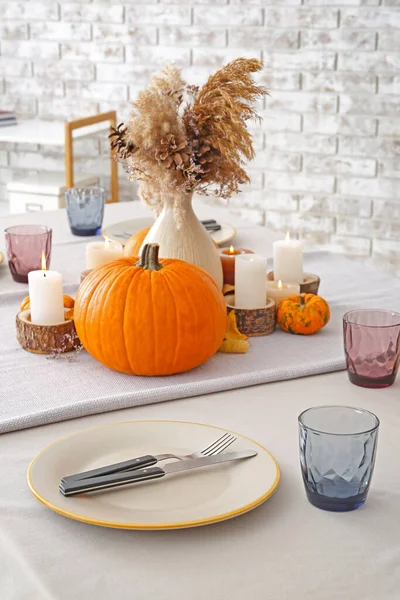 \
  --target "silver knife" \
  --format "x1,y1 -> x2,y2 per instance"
59,450 -> 257,497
